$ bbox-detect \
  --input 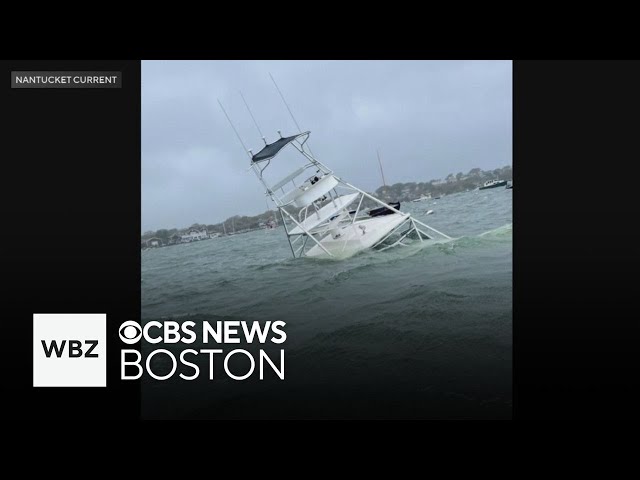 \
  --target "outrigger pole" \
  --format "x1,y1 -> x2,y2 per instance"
269,72 -> 316,158
239,91 -> 267,145
218,99 -> 252,159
